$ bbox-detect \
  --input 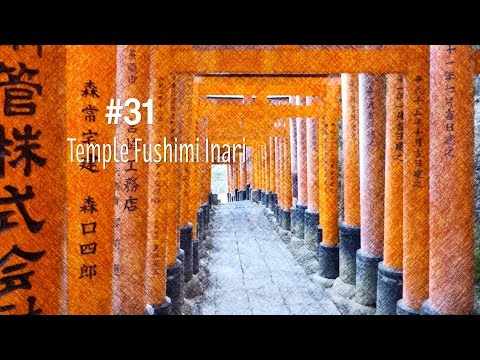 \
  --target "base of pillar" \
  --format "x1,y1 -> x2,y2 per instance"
196,208 -> 204,244
355,249 -> 382,307
166,260 -> 184,315
376,262 -> 403,315
180,224 -> 193,283
281,209 -> 291,231
264,191 -> 271,208
251,189 -> 260,203
274,204 -> 280,222
291,204 -> 307,238
260,191 -> 266,205
246,184 -> 251,200
420,301 -> 450,315
304,210 -> 319,249
227,193 -> 231,202
396,299 -> 421,315
202,203 -> 209,227
317,239 -> 339,279
177,248 -> 184,263
269,193 -> 277,211
145,296 -> 172,315
339,222 -> 361,286
192,240 -> 200,275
